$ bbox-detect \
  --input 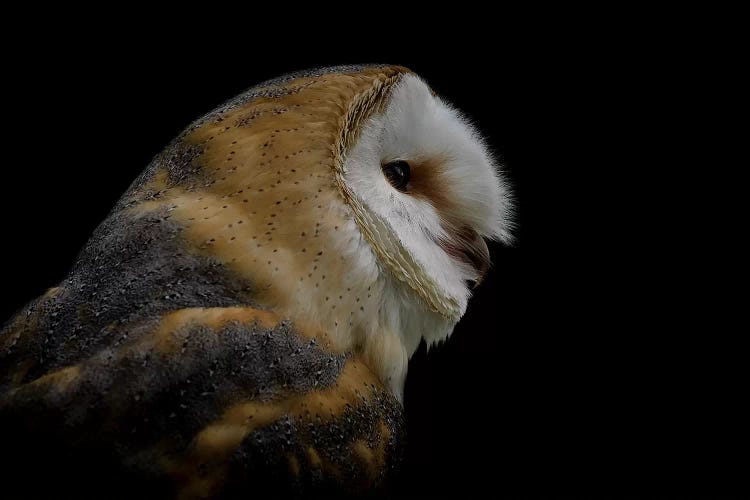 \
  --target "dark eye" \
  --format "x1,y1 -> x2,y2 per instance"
382,160 -> 411,192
